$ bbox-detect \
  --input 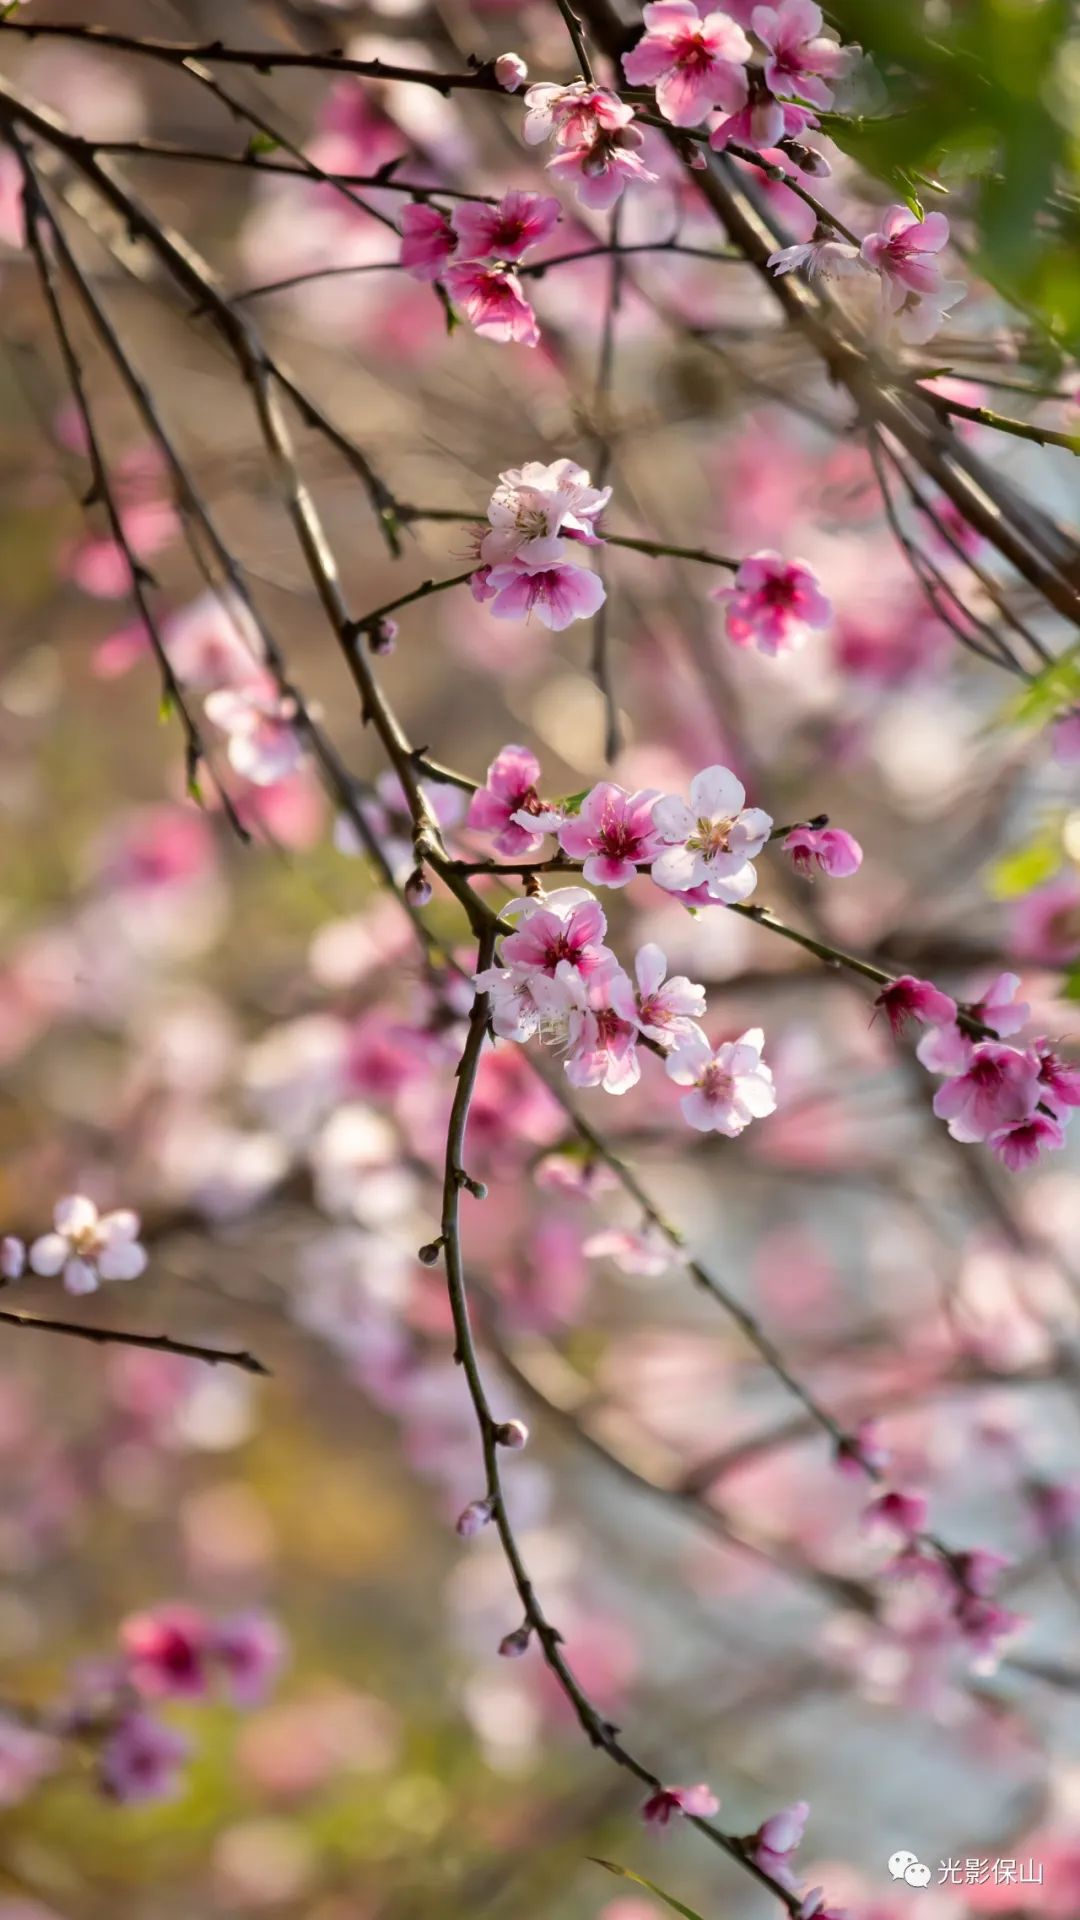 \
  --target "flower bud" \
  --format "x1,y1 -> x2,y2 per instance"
369,617 -> 398,655
495,1419 -> 529,1451
494,52 -> 528,92
455,1499 -> 493,1539
417,1239 -> 443,1266
498,1625 -> 531,1658
0,1236 -> 25,1282
405,868 -> 432,906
